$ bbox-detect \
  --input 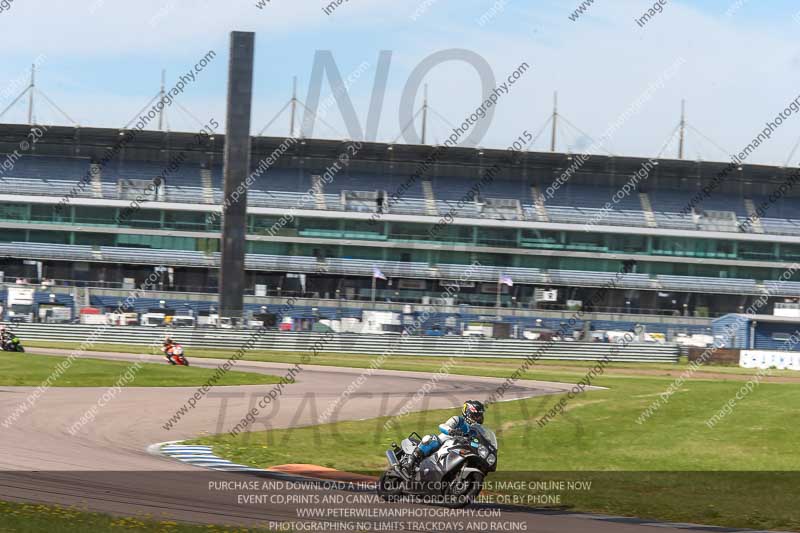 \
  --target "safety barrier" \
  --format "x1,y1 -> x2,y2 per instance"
7,323 -> 680,363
